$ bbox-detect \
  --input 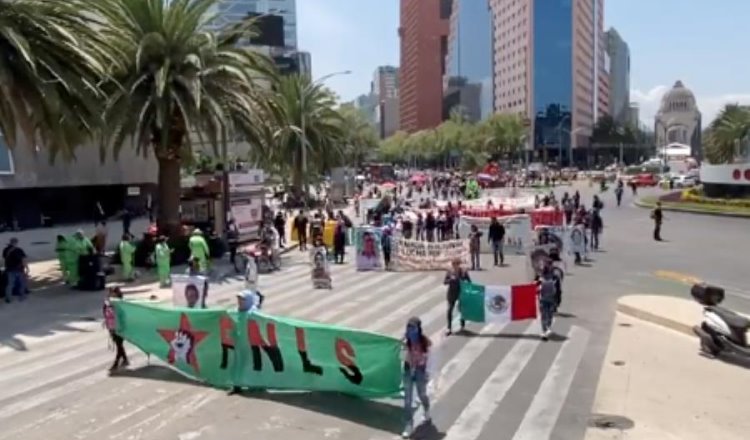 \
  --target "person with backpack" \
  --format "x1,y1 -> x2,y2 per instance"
536,262 -> 562,341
